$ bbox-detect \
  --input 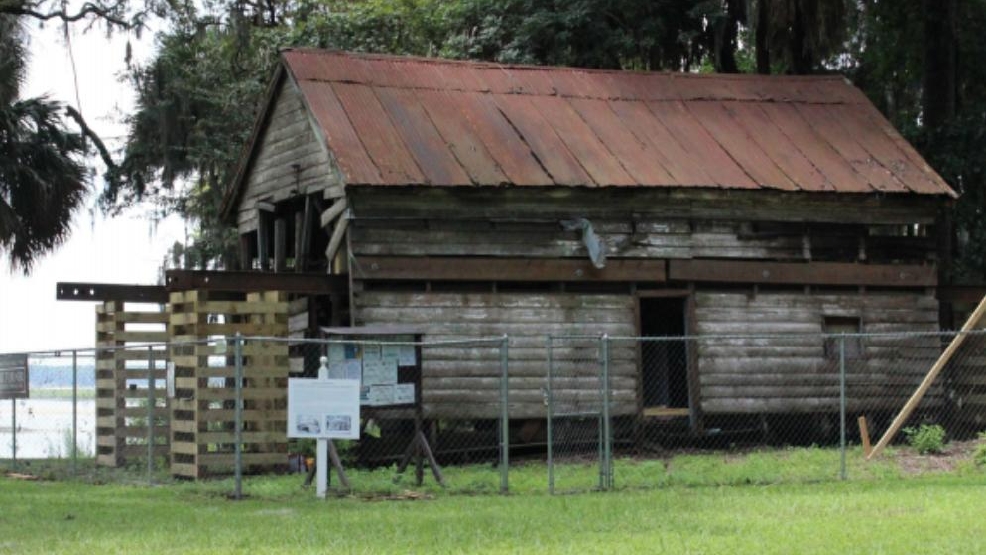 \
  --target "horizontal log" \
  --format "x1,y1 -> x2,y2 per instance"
353,256 -> 667,283
356,292 -> 635,310
358,307 -> 632,325
701,397 -> 943,414
672,260 -> 935,287
421,376 -> 636,391
423,360 -> 635,378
